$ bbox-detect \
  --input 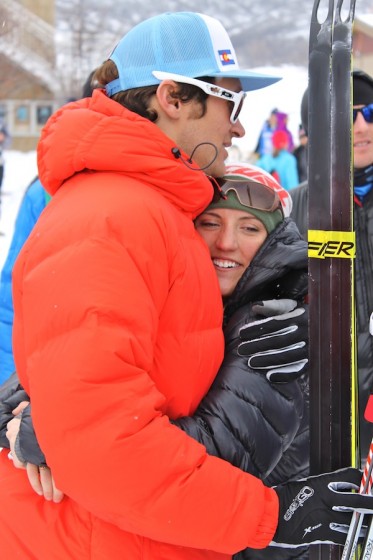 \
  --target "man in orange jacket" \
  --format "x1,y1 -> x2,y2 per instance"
0,11 -> 372,560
